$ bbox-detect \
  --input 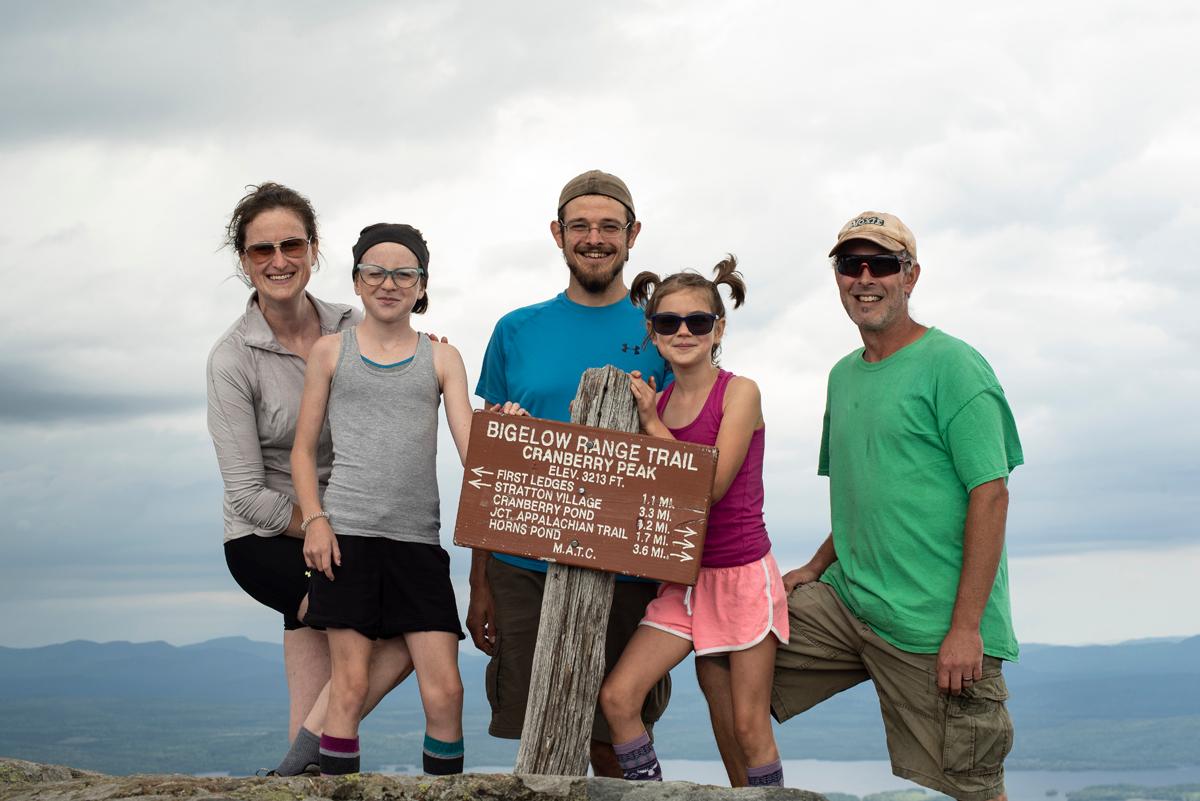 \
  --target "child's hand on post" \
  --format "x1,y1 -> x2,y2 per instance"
629,371 -> 660,432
